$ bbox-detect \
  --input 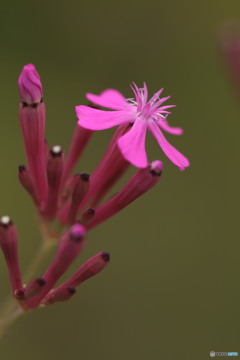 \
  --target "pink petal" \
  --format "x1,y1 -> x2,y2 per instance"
130,82 -> 143,110
158,105 -> 176,110
149,88 -> 164,102
117,118 -> 148,168
76,105 -> 135,130
142,82 -> 148,104
149,121 -> 190,170
151,96 -> 171,110
86,89 -> 127,110
158,119 -> 184,135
